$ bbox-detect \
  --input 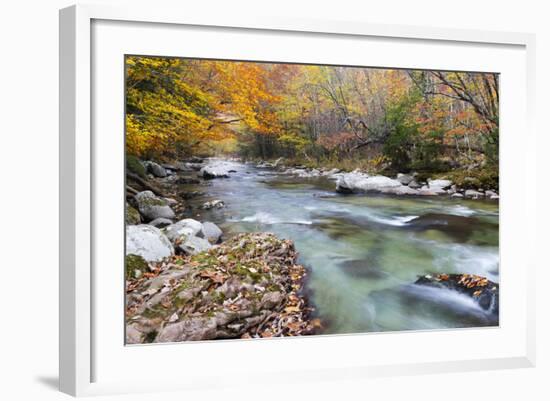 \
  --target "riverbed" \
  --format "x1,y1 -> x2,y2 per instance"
175,160 -> 499,334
